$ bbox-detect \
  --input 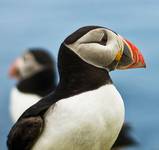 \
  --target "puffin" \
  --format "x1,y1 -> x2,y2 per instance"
9,47 -> 136,149
7,26 -> 145,150
9,48 -> 56,123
